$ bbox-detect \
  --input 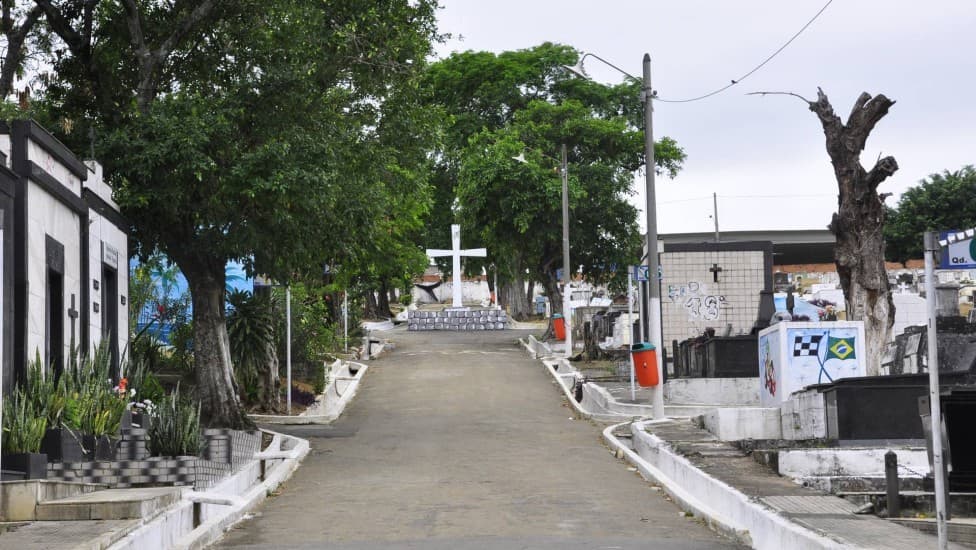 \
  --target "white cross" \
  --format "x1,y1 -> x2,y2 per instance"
426,224 -> 487,308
